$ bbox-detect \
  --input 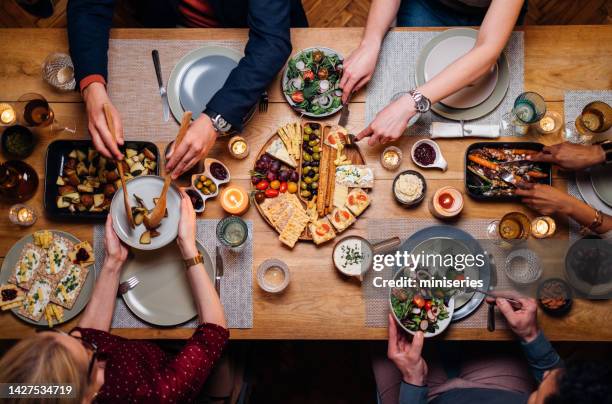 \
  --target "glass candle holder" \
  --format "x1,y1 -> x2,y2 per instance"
42,52 -> 76,91
381,146 -> 402,170
216,216 -> 248,248
228,136 -> 249,159
9,204 -> 37,226
0,103 -> 17,126
536,111 -> 563,136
